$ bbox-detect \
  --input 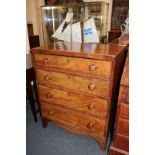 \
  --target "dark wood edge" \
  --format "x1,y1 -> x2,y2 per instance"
105,47 -> 128,143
